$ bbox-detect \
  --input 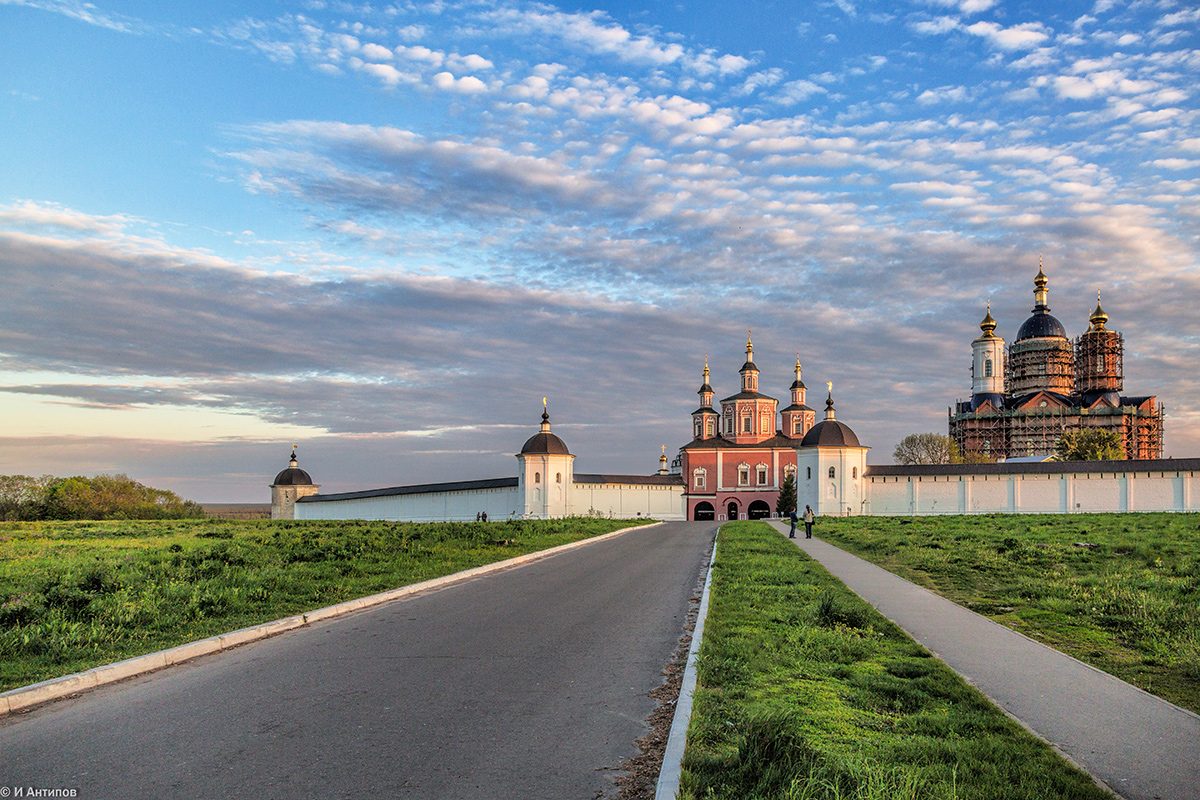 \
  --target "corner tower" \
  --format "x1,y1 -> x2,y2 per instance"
1075,292 -> 1123,407
516,403 -> 575,519
270,447 -> 320,520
